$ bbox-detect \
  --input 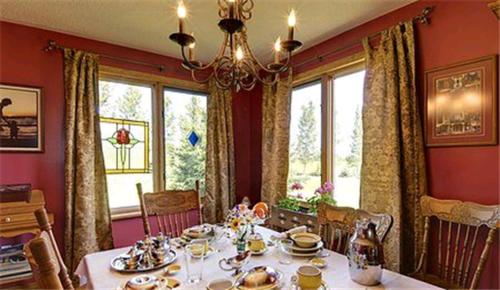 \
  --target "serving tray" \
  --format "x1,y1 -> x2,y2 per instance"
110,249 -> 177,273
